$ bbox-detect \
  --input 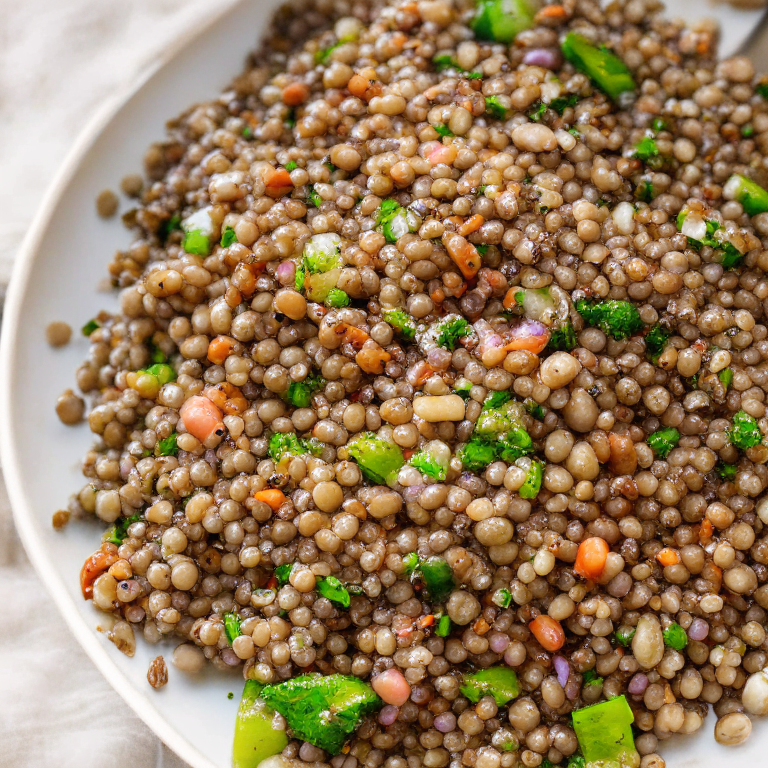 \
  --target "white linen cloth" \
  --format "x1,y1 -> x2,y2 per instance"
0,3 -> 237,765
2,1 -> 768,767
